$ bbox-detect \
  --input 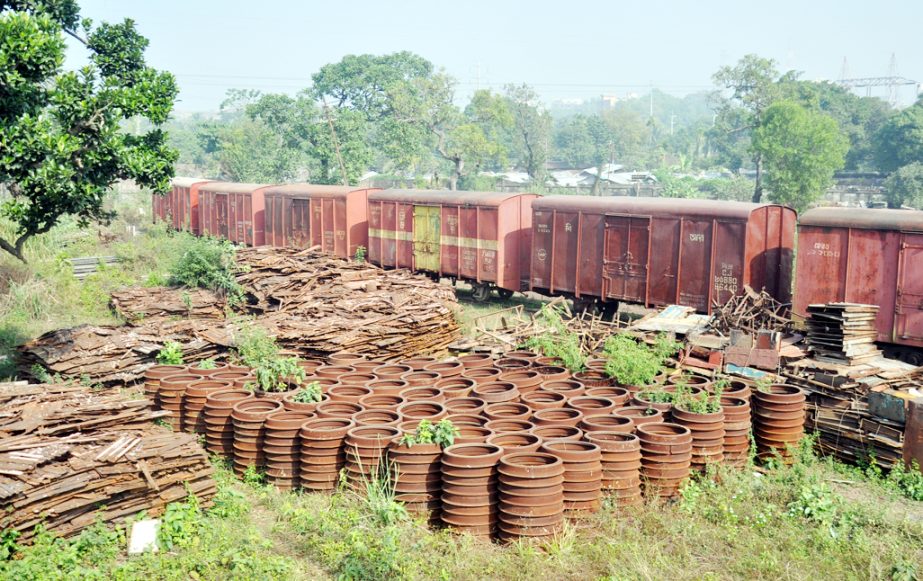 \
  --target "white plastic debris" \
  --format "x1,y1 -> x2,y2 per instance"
128,518 -> 160,554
